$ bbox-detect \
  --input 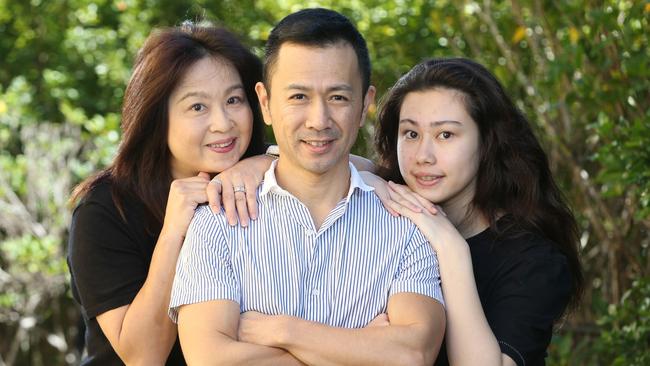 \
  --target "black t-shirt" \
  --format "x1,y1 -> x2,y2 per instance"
67,181 -> 185,365
435,225 -> 572,366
